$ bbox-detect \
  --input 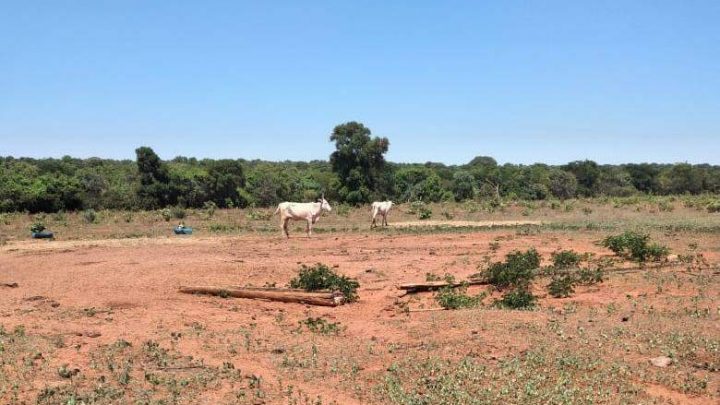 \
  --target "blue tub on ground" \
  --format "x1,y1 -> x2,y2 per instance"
31,231 -> 54,239
174,226 -> 193,235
